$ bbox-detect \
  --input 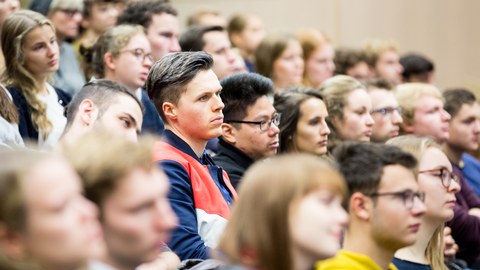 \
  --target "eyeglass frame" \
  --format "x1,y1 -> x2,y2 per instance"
370,106 -> 402,118
225,113 -> 281,132
365,190 -> 426,210
418,167 -> 460,189
119,48 -> 154,63
58,9 -> 82,18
